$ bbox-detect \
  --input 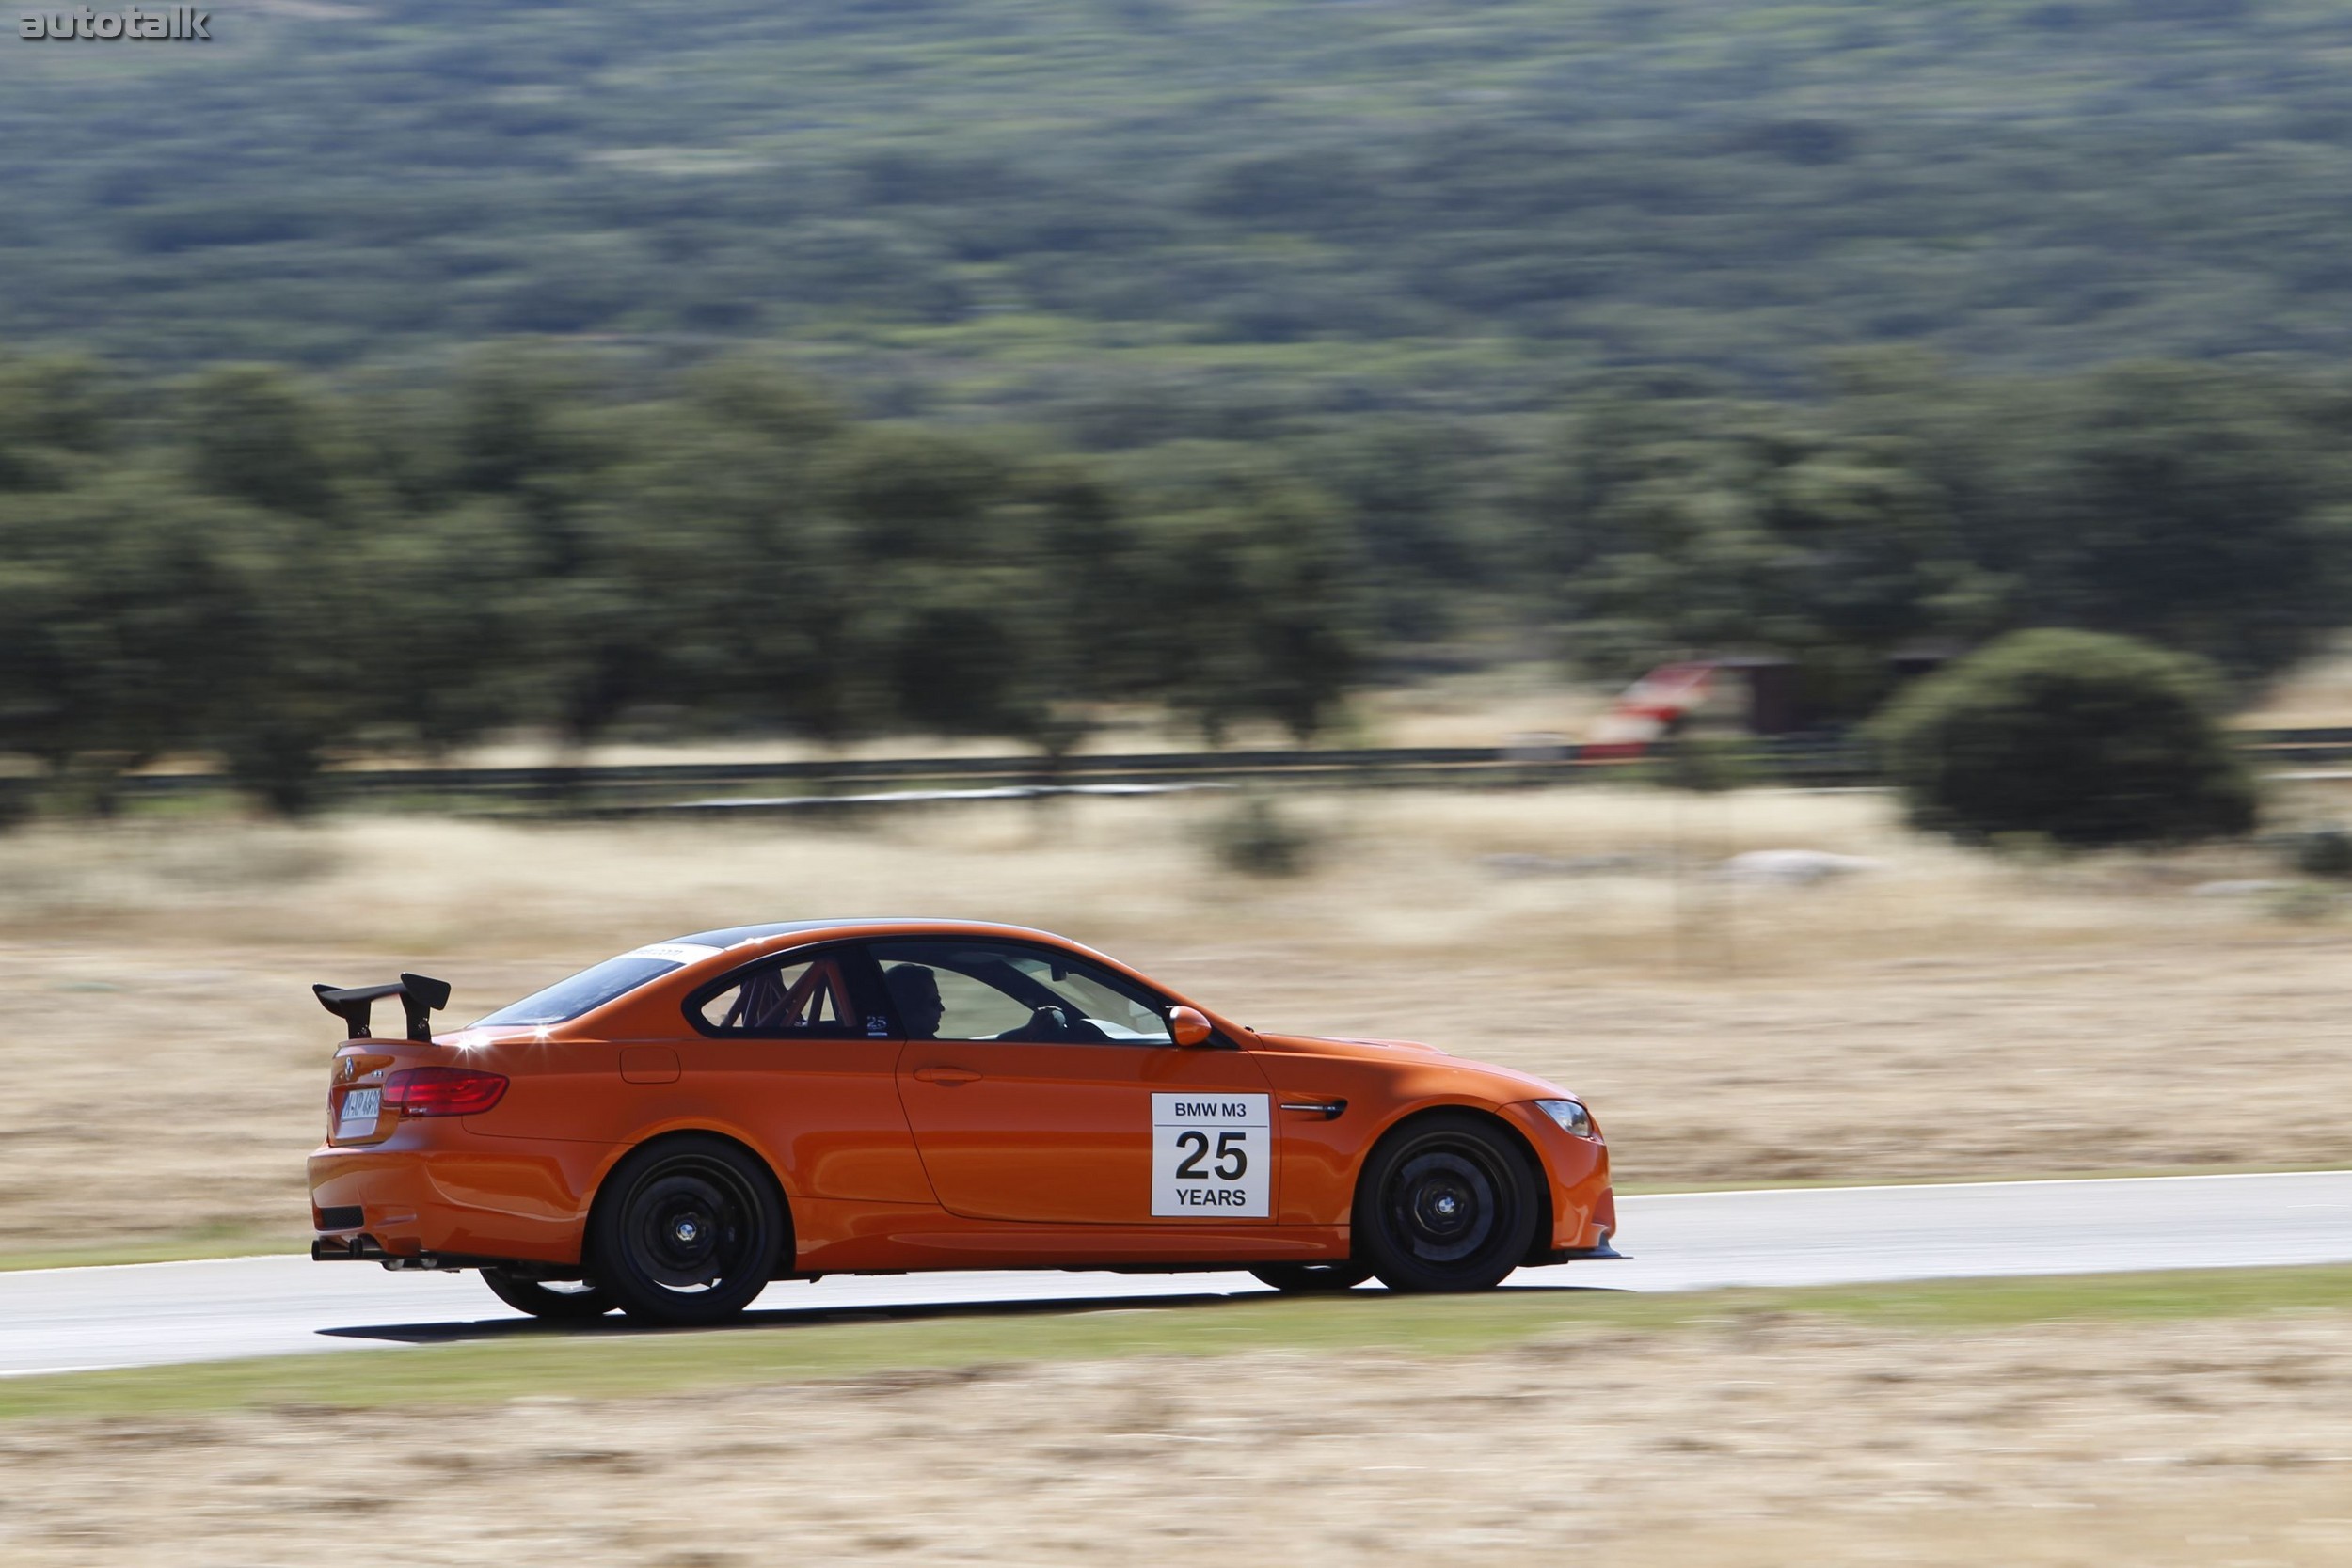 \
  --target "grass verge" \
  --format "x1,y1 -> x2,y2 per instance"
0,1232 -> 306,1274
8,1264 -> 2351,1425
